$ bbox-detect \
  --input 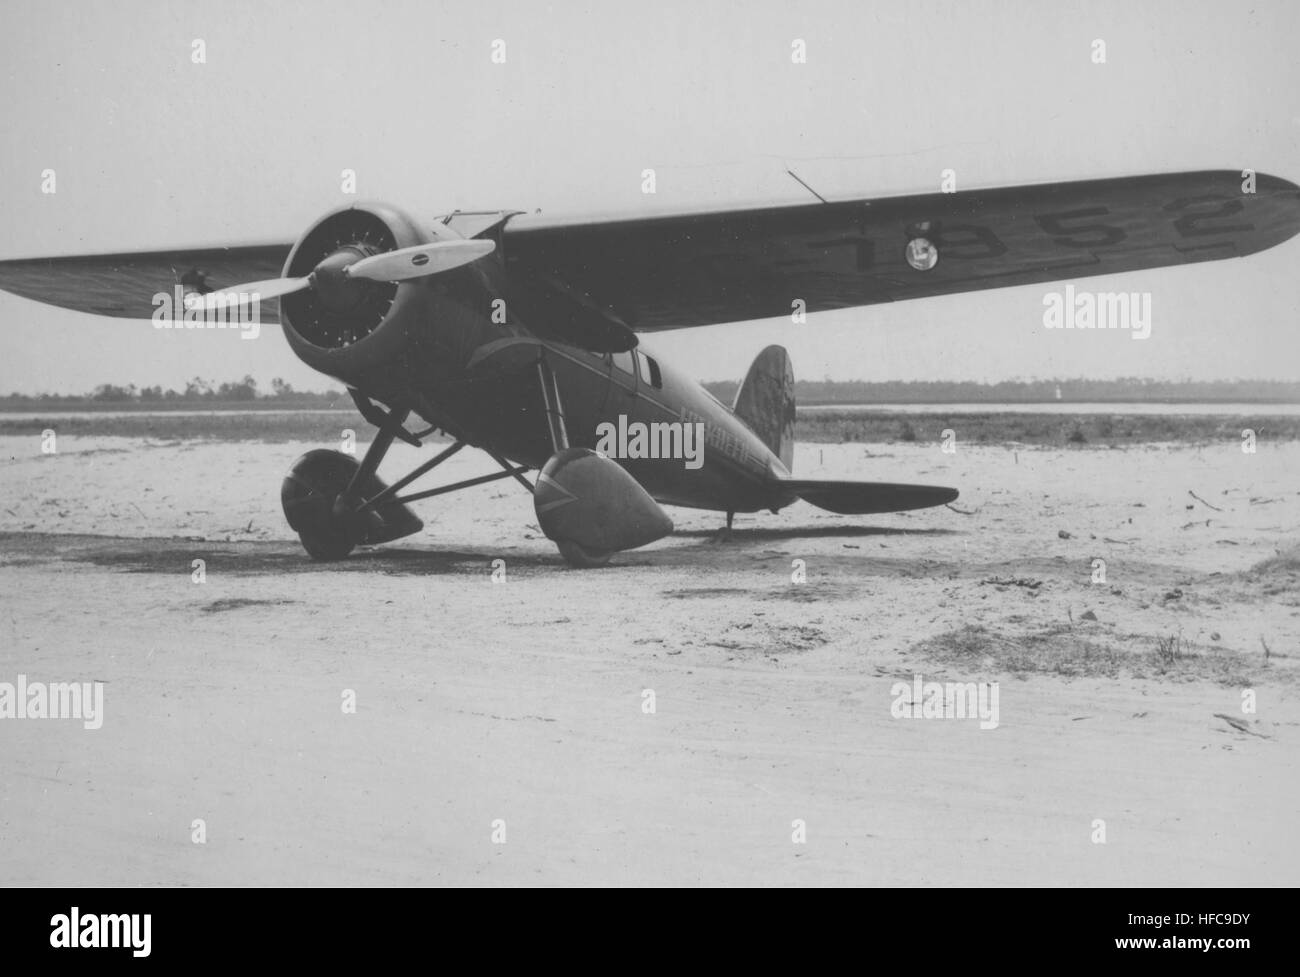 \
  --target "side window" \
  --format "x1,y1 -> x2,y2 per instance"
637,351 -> 663,389
612,351 -> 634,376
